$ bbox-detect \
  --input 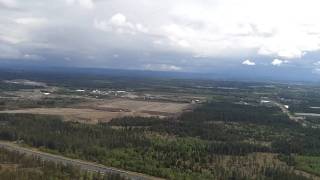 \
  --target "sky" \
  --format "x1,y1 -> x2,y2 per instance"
1,0 -> 320,80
